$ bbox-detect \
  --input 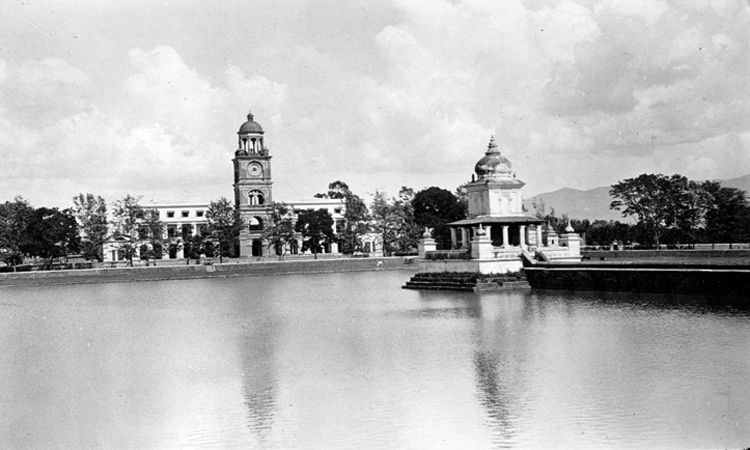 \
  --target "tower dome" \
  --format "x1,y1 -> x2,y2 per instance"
474,136 -> 512,179
238,111 -> 264,134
